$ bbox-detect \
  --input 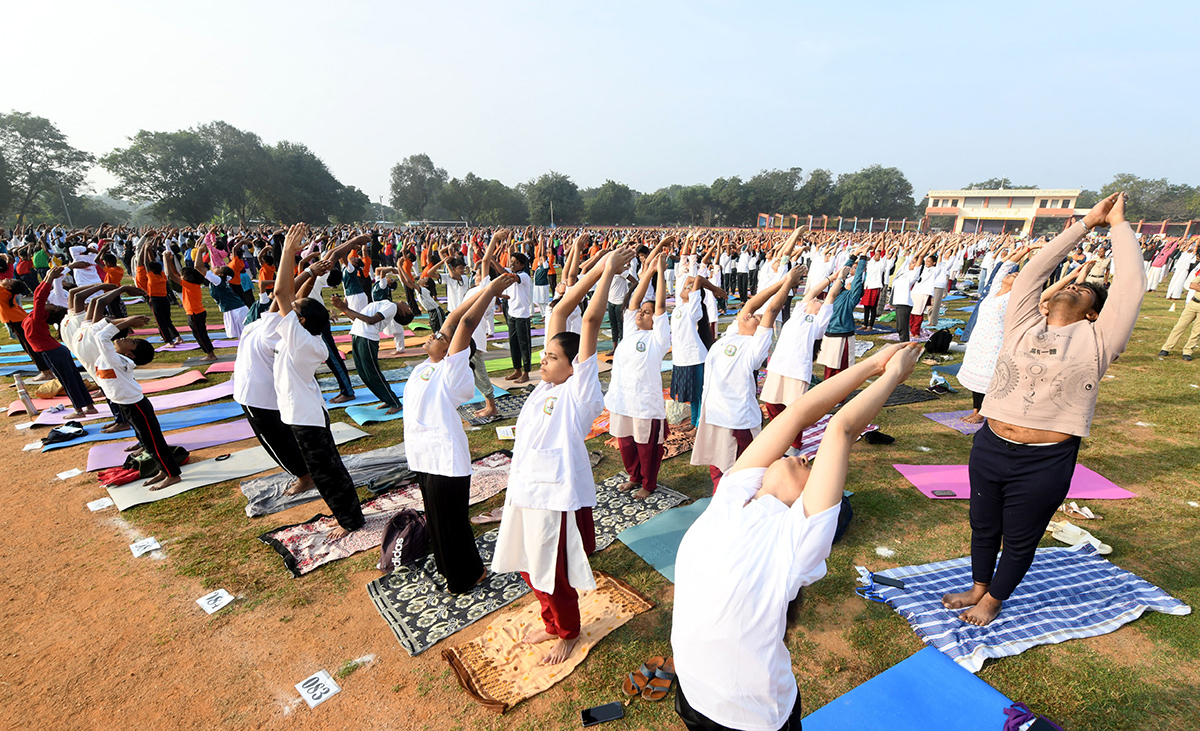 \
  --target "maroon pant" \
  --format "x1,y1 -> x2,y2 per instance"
708,428 -> 755,494
910,313 -> 925,337
617,418 -> 668,493
763,402 -> 806,451
519,508 -> 595,640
